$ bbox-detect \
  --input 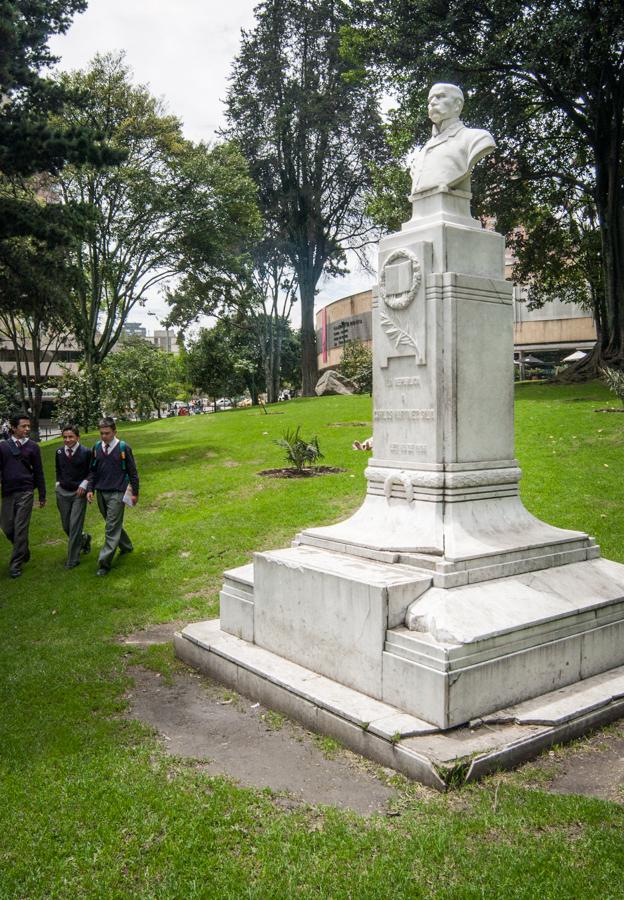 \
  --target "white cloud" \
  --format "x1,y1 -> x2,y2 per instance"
49,0 -> 258,143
